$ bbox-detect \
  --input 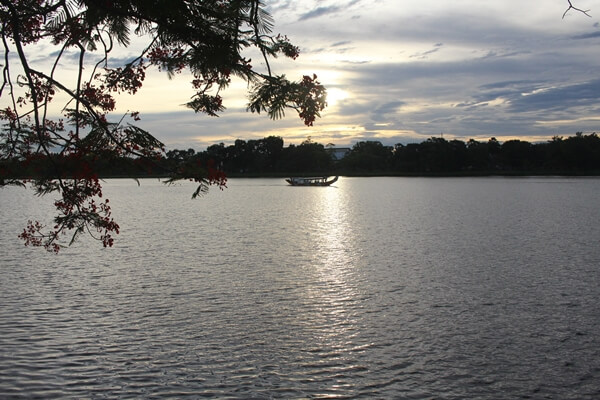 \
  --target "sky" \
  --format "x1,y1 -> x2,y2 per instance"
5,0 -> 600,150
